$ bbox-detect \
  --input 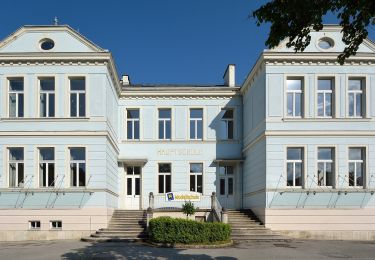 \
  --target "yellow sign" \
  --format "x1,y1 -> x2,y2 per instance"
165,191 -> 201,202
